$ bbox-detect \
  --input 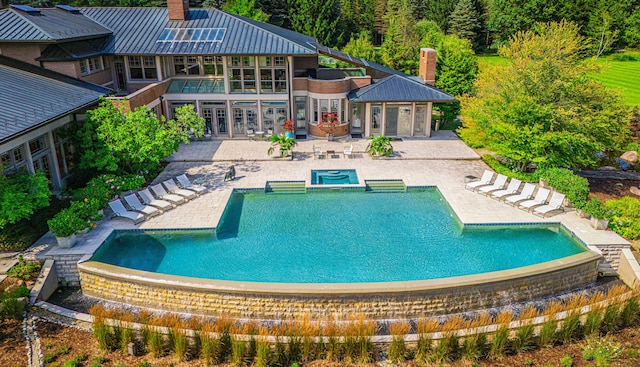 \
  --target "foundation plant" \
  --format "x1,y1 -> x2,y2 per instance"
88,285 -> 640,365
